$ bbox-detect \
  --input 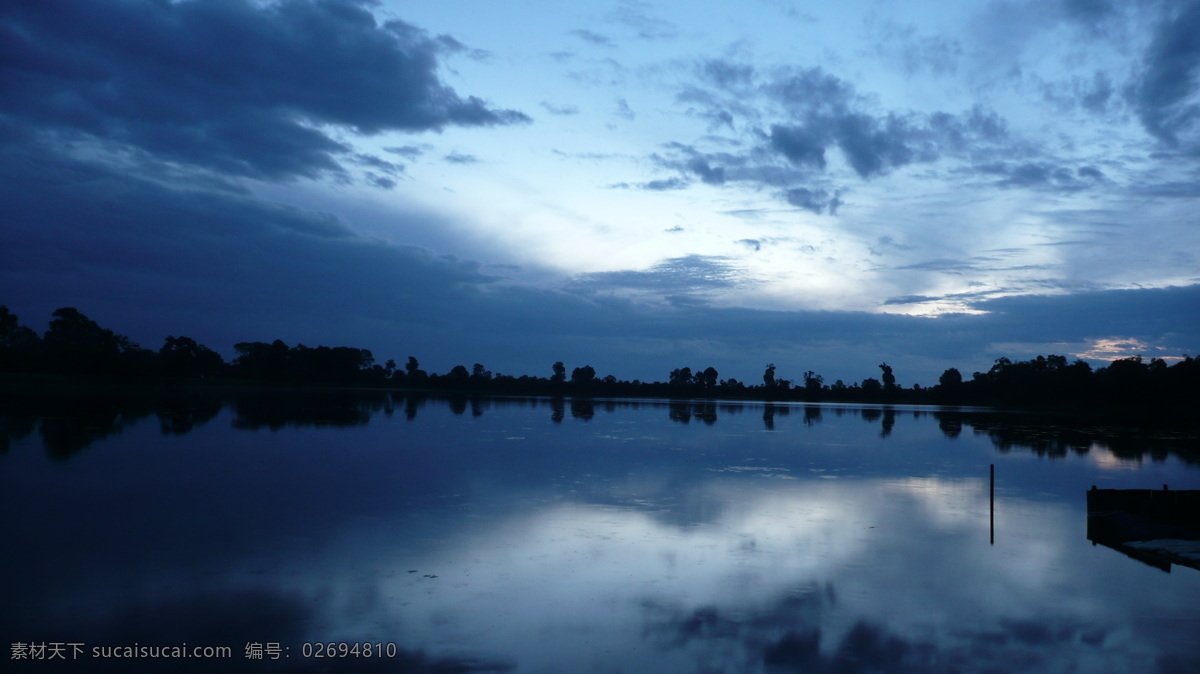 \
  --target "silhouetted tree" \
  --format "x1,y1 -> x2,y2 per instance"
879,362 -> 895,390
11,302 -> 1200,419
405,356 -> 428,385
938,367 -> 963,389
803,370 -> 823,395
44,307 -> 145,376
294,345 -> 374,385
233,340 -> 291,382
571,365 -> 596,385
669,367 -> 693,387
471,363 -> 492,383
446,364 -> 470,385
0,305 -> 41,372
1159,355 -> 1196,403
763,364 -> 776,388
159,335 -> 224,379
721,378 -> 745,391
